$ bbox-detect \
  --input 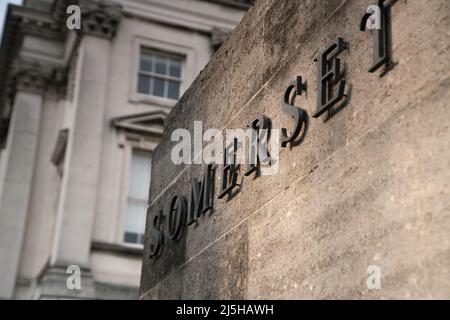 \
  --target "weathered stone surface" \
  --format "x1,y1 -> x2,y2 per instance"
148,0 -> 346,202
141,0 -> 450,299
